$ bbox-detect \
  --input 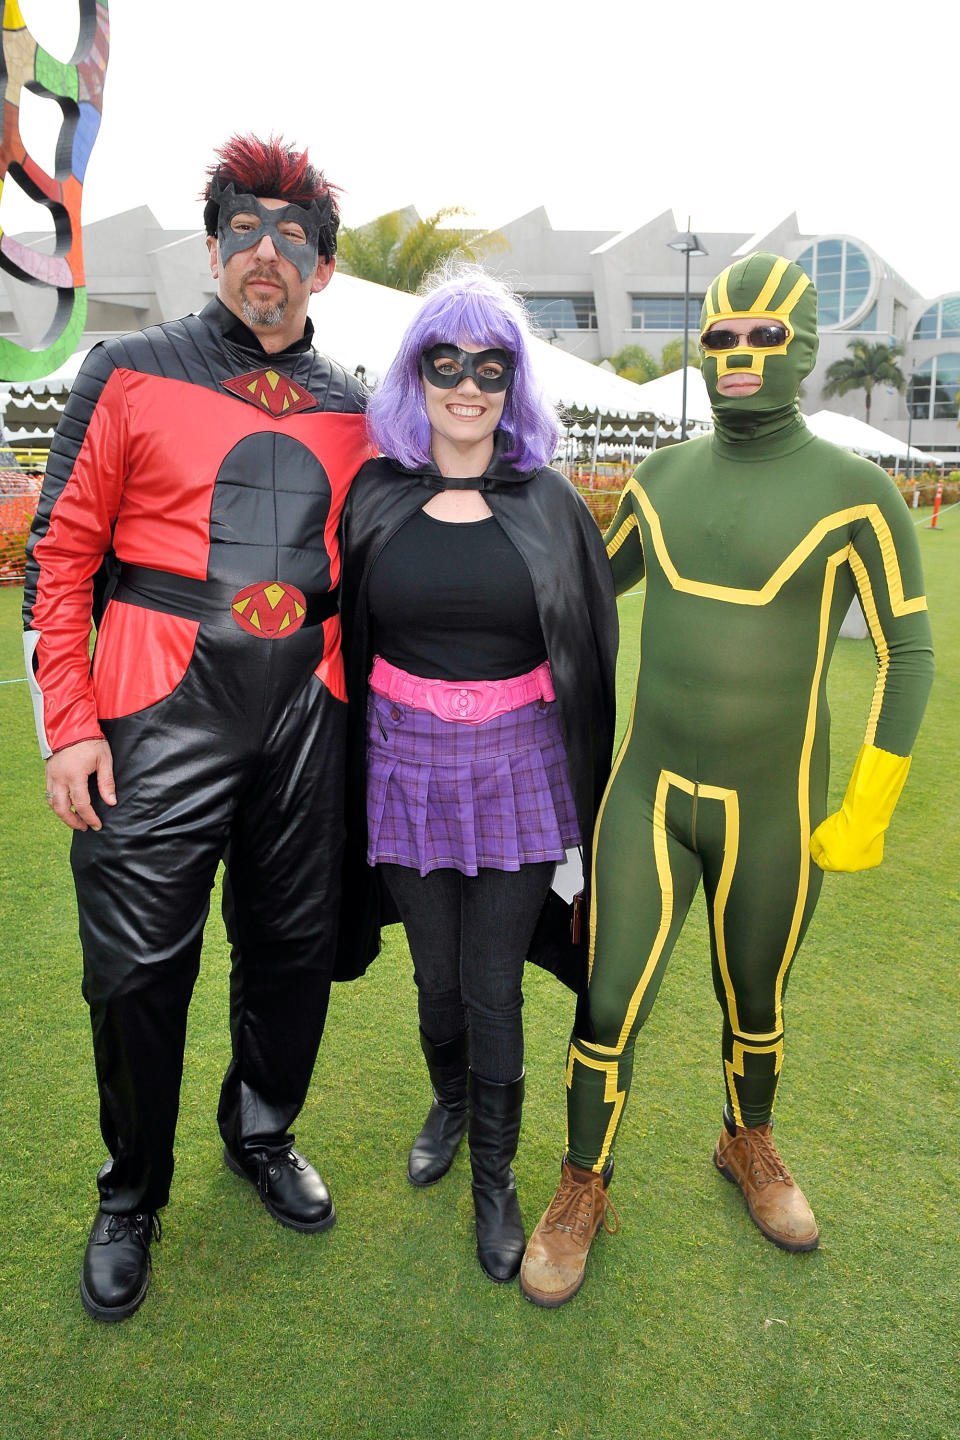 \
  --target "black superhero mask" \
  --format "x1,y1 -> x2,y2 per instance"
212,181 -> 335,280
420,344 -> 515,393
